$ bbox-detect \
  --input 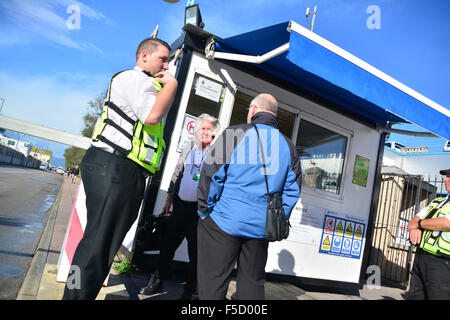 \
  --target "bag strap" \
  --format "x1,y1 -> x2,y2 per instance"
252,124 -> 270,196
